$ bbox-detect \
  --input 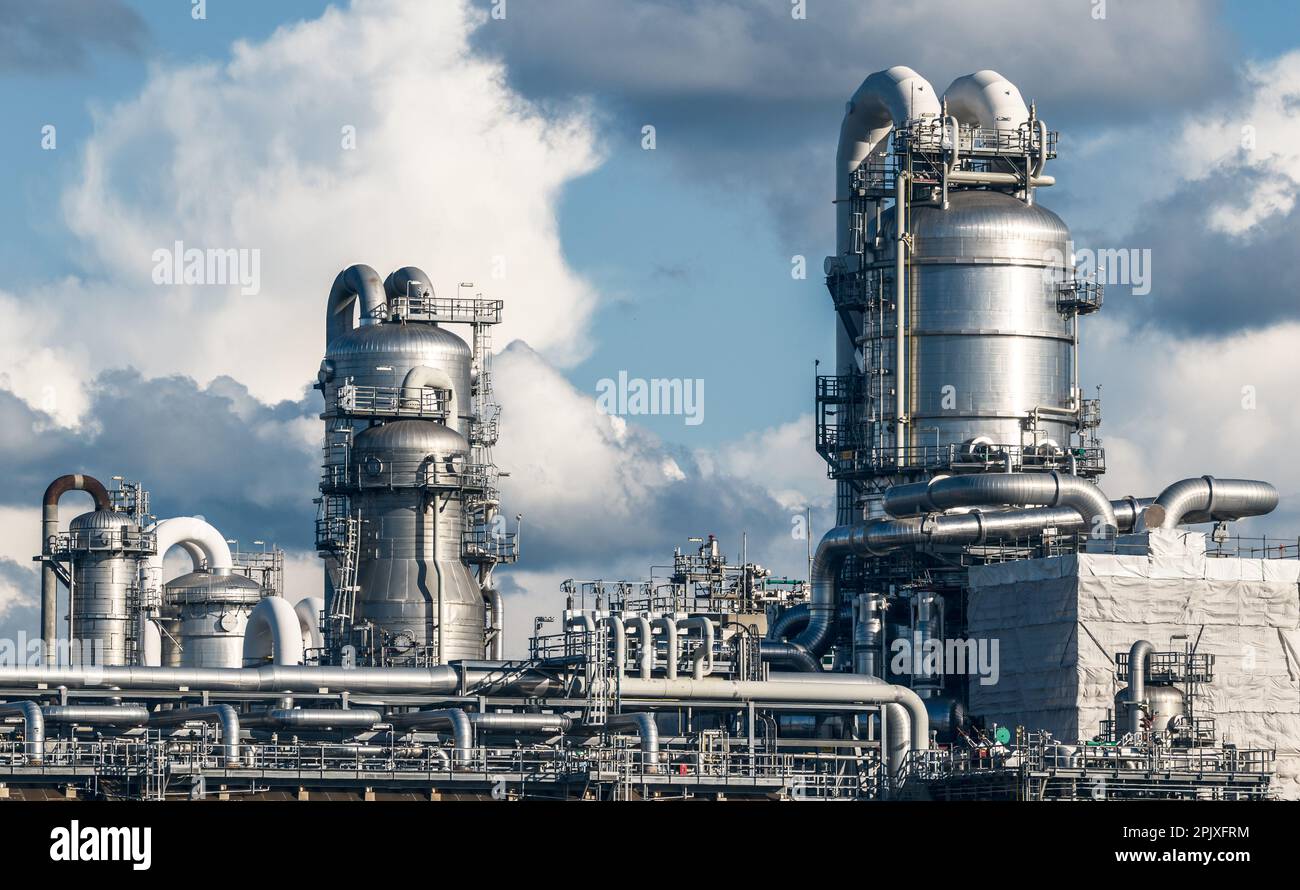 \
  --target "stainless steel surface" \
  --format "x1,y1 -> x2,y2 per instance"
167,571 -> 262,669
68,509 -> 143,666
42,704 -> 150,726
1125,640 -> 1155,736
387,708 -> 472,765
606,712 -> 660,772
882,472 -> 1117,534
40,474 -> 112,665
0,701 -> 44,763
1137,476 -> 1279,531
150,705 -> 241,766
